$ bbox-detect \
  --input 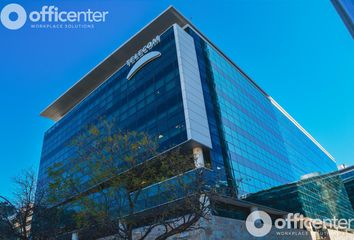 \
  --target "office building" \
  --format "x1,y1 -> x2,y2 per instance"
340,166 -> 354,209
38,6 -> 339,225
331,0 -> 354,38
245,169 -> 354,229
